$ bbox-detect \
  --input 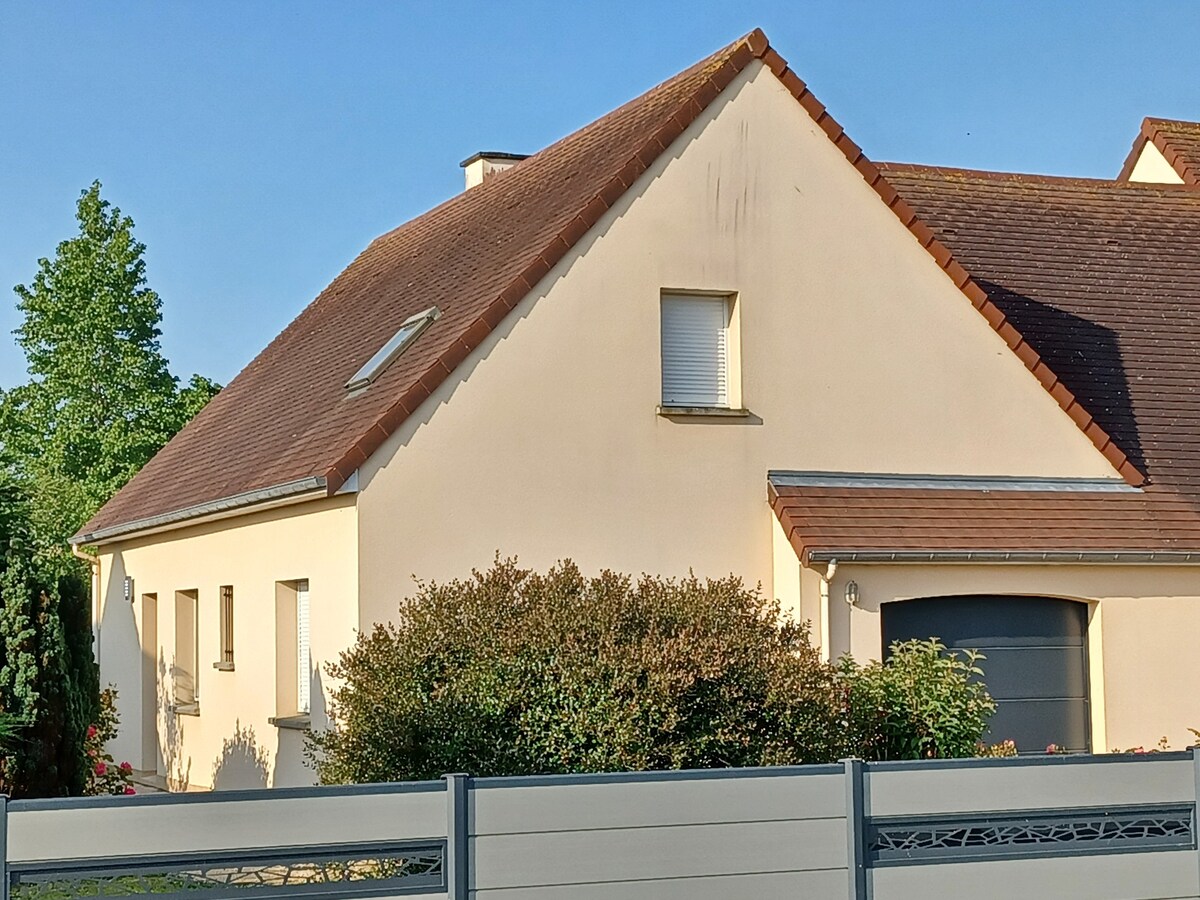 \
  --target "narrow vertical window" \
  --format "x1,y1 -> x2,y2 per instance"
296,579 -> 311,714
660,294 -> 730,408
216,585 -> 234,669
173,589 -> 199,710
